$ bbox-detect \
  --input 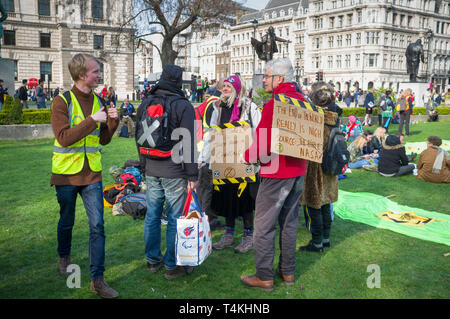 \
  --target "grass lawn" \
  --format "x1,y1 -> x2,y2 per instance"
0,121 -> 449,299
